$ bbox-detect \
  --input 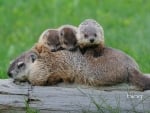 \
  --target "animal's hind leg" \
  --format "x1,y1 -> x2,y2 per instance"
47,73 -> 63,85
